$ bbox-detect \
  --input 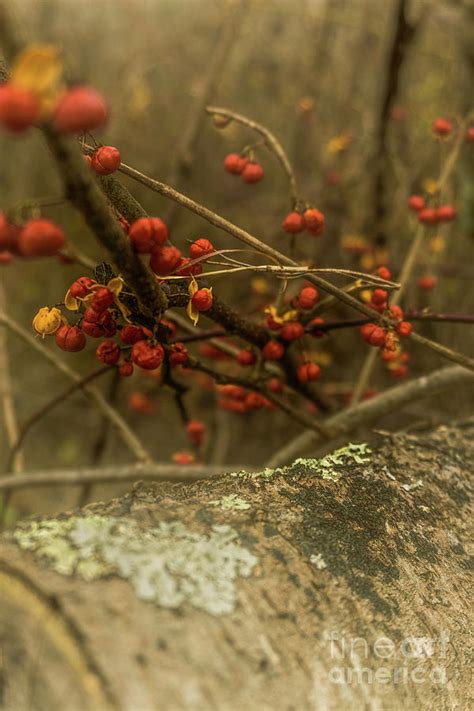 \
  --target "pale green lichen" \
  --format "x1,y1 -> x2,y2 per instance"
310,553 -> 327,570
12,516 -> 258,615
230,467 -> 278,479
293,442 -> 371,481
209,494 -> 251,510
